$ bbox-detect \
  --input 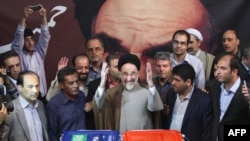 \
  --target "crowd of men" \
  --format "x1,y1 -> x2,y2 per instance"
0,4 -> 250,141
